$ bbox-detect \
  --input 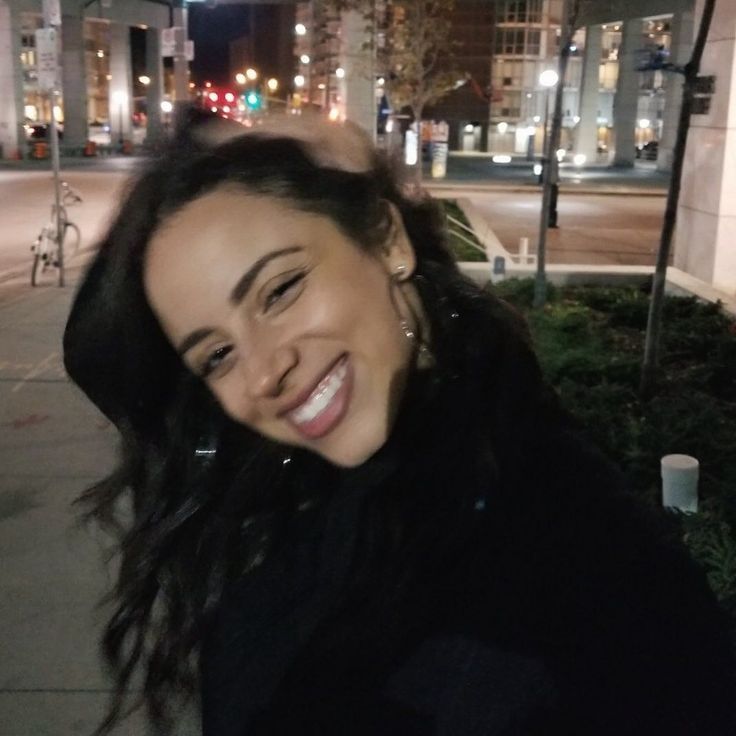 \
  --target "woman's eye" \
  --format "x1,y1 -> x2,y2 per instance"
199,345 -> 233,378
264,272 -> 305,311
